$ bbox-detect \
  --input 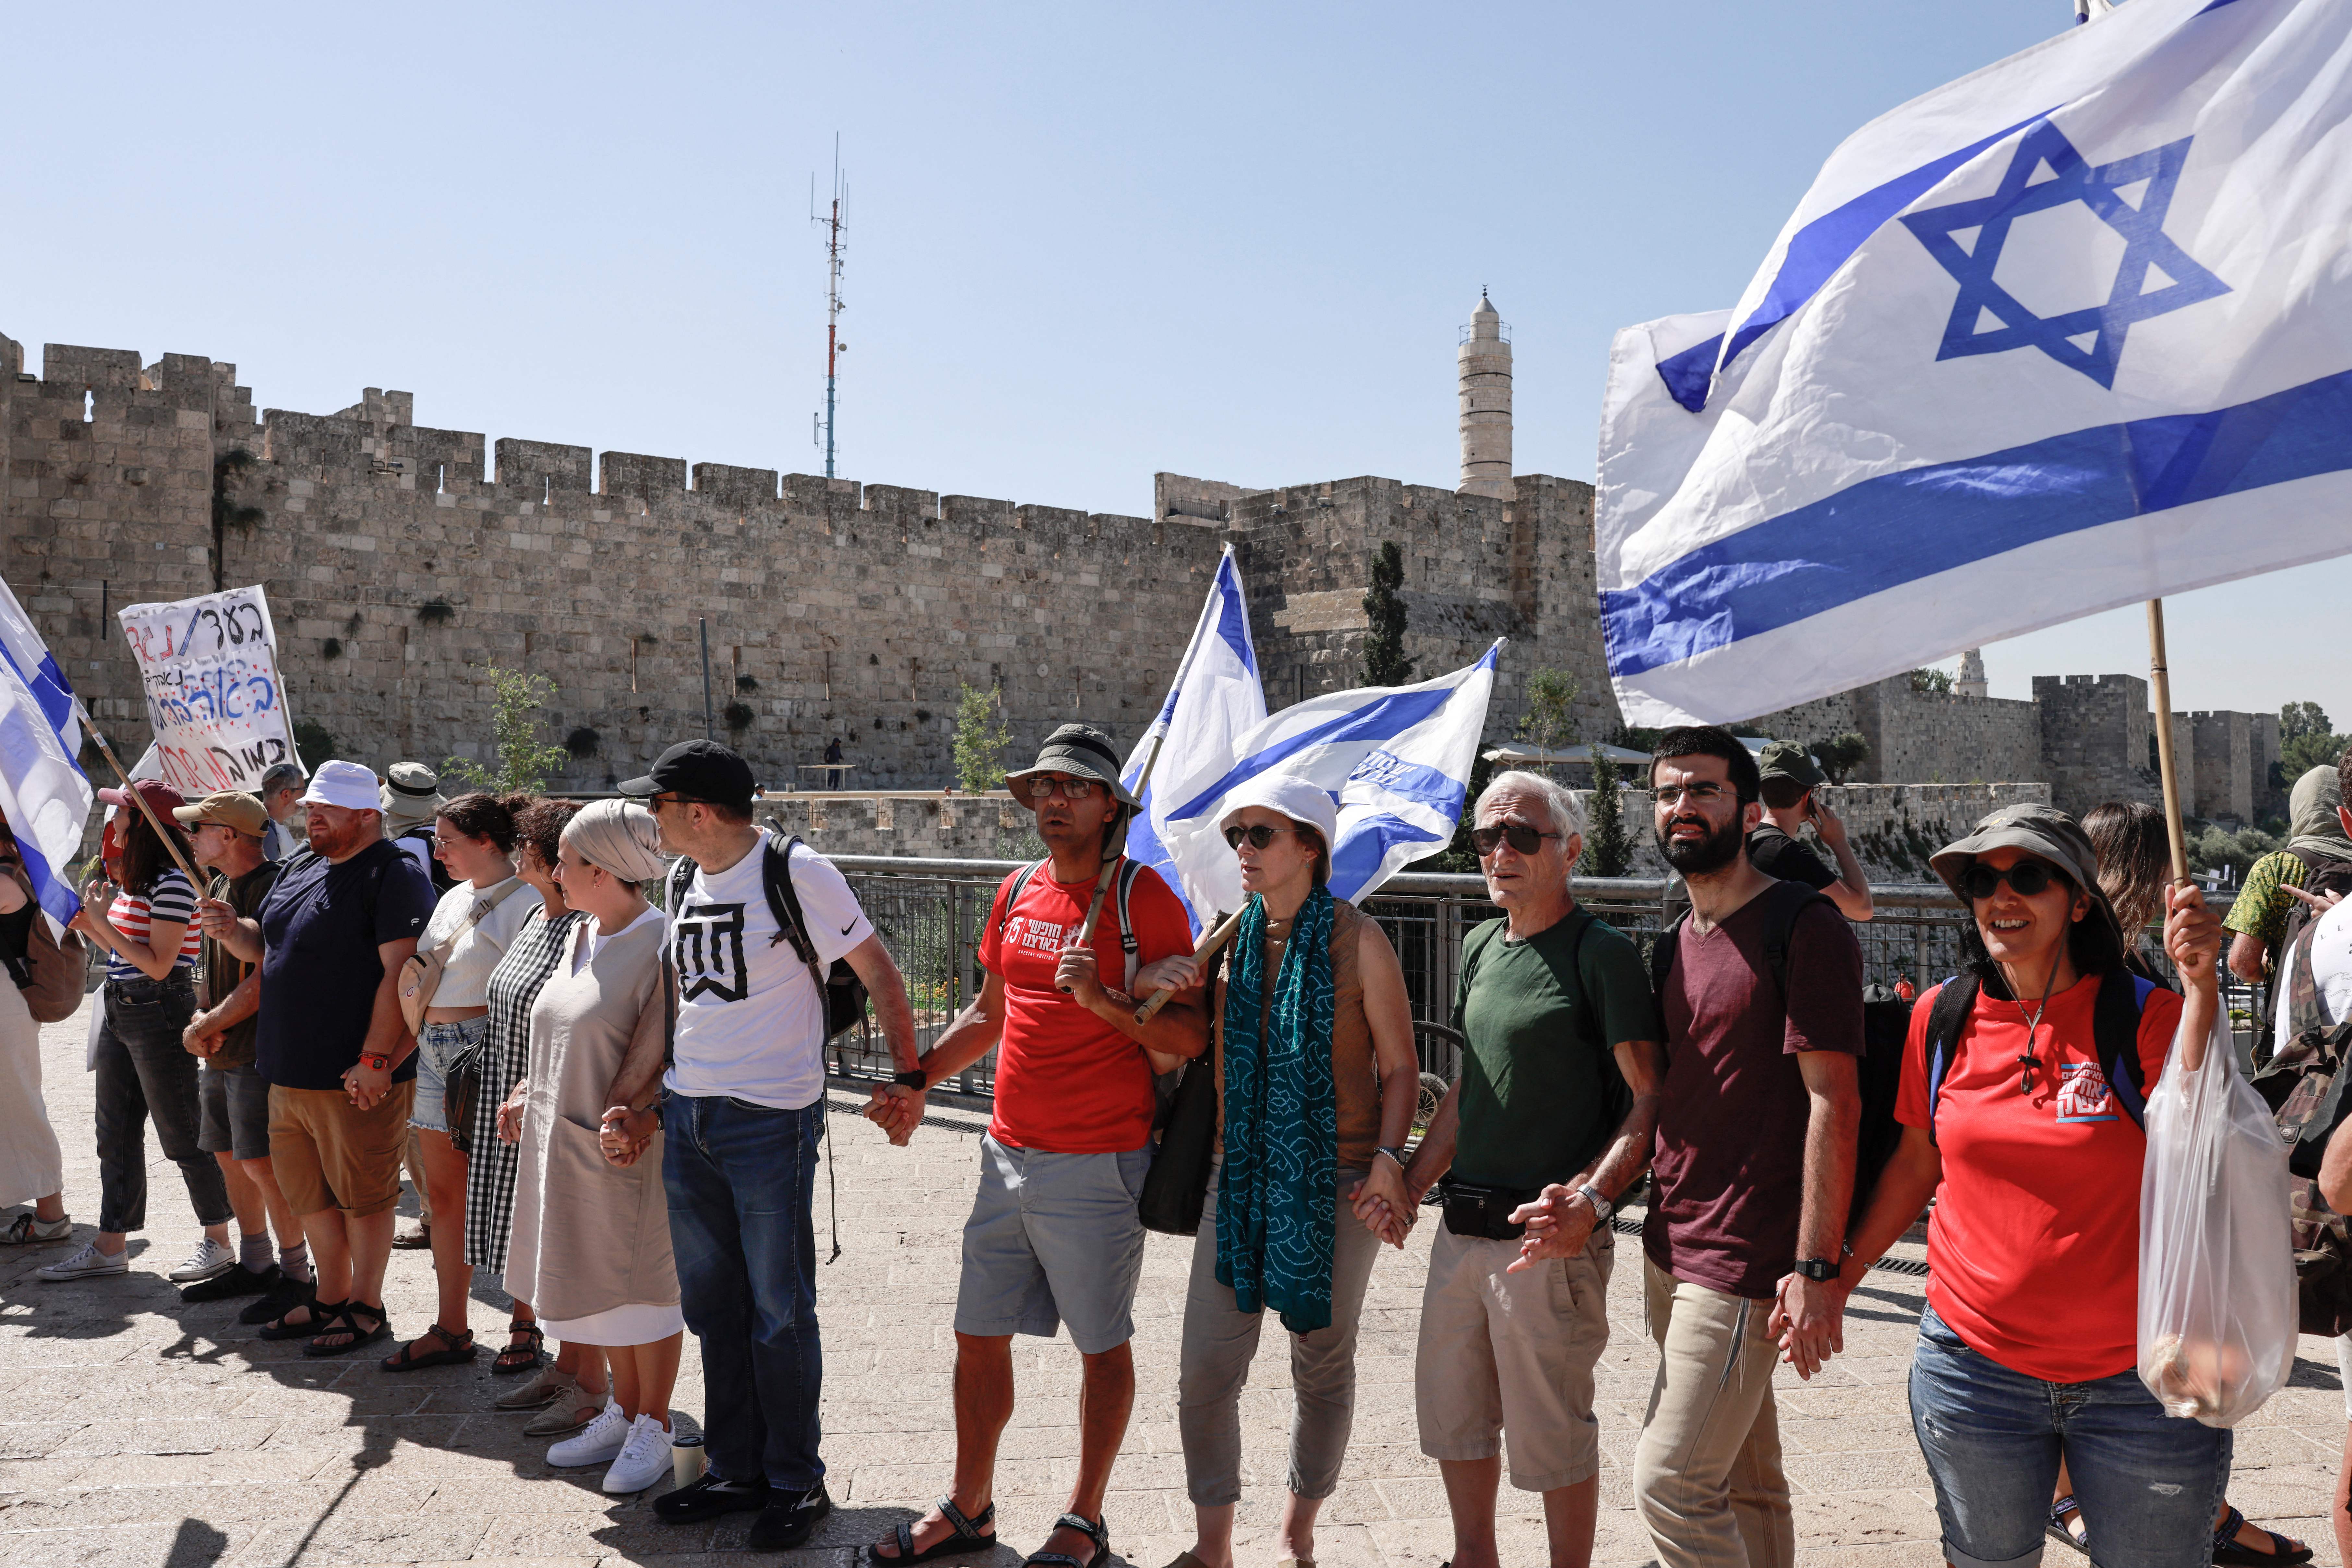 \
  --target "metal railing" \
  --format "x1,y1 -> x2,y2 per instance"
814,852 -> 2252,1096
